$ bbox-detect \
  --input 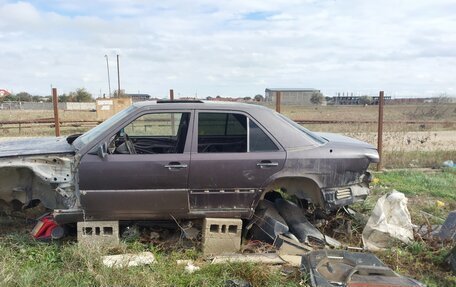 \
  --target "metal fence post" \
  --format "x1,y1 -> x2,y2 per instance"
377,91 -> 384,171
52,88 -> 61,137
276,91 -> 281,113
